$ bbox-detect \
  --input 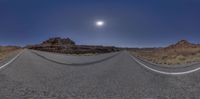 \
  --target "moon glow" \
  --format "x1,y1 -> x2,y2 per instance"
96,20 -> 105,27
